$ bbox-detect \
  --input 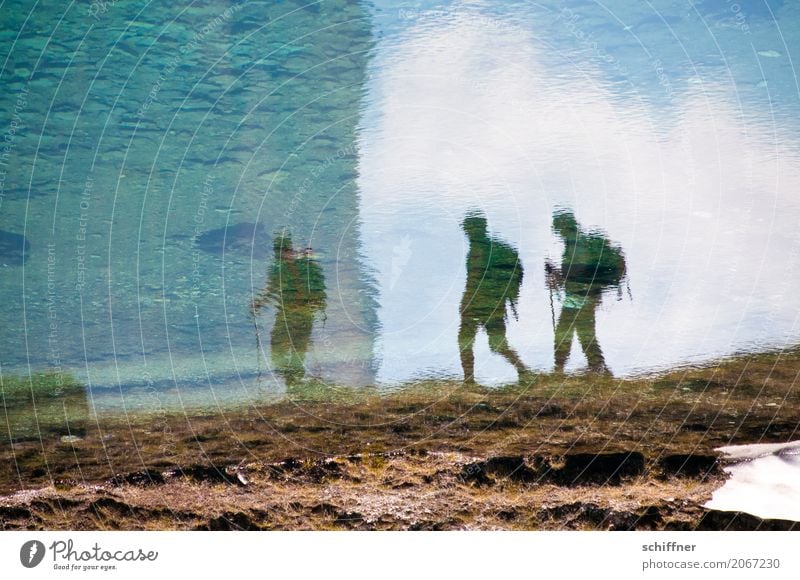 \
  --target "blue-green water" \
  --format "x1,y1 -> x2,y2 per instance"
1,0 -> 800,412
